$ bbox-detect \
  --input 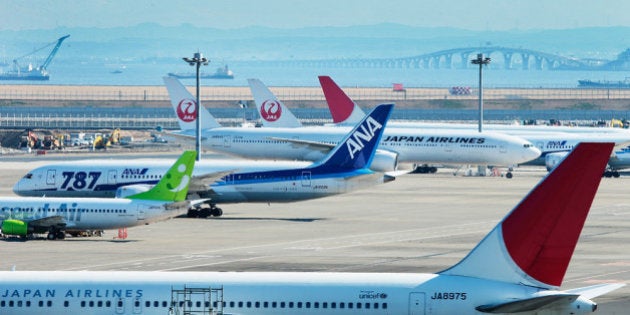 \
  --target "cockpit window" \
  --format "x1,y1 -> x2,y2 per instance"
523,144 -> 532,148
23,173 -> 33,179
